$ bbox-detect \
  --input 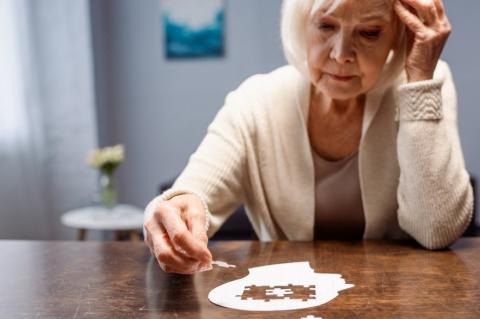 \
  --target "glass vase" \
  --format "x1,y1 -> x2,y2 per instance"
99,171 -> 117,209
